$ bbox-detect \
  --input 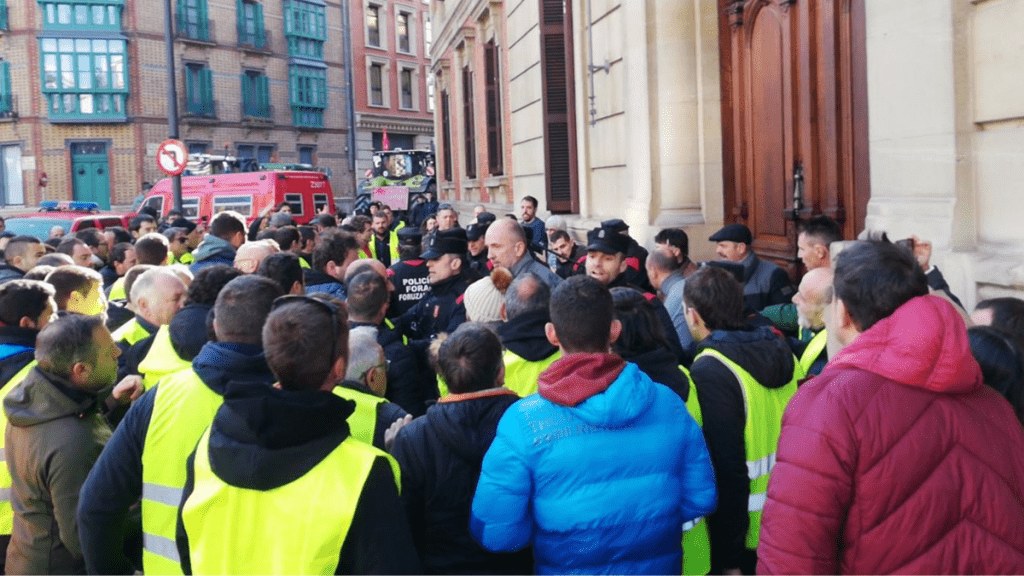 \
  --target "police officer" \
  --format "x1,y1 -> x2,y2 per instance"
395,228 -> 471,361
387,227 -> 430,318
466,213 -> 496,276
